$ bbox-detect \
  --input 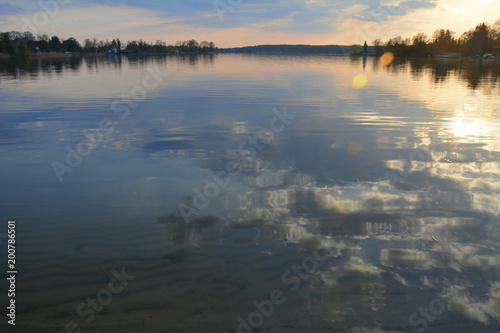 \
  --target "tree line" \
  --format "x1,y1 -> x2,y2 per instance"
355,19 -> 500,57
0,32 -> 216,55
